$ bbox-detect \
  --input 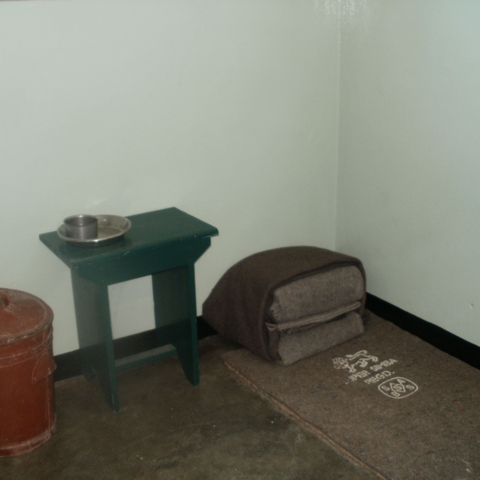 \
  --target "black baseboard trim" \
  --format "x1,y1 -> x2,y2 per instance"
54,316 -> 217,382
366,293 -> 480,370
55,297 -> 479,381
